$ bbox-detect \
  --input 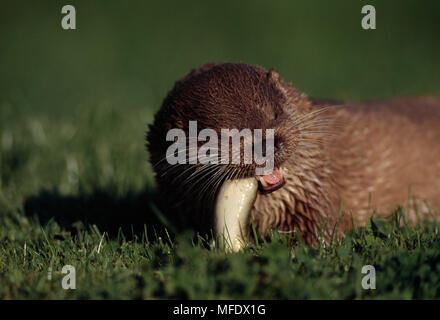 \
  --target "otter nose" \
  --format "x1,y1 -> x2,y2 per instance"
274,139 -> 281,154
260,138 -> 280,157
